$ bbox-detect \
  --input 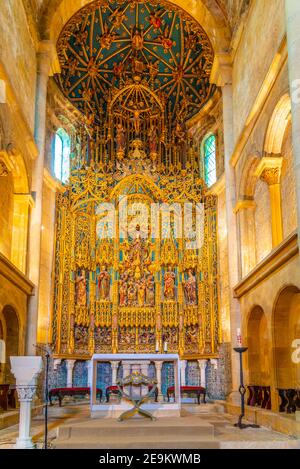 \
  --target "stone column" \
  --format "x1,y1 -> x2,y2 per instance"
87,360 -> 93,388
234,200 -> 257,277
211,54 -> 241,398
155,361 -> 163,401
66,360 -> 76,388
255,156 -> 284,248
180,360 -> 186,386
10,356 -> 43,449
198,360 -> 207,388
26,41 -> 57,355
111,361 -> 119,385
285,0 -> 300,246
